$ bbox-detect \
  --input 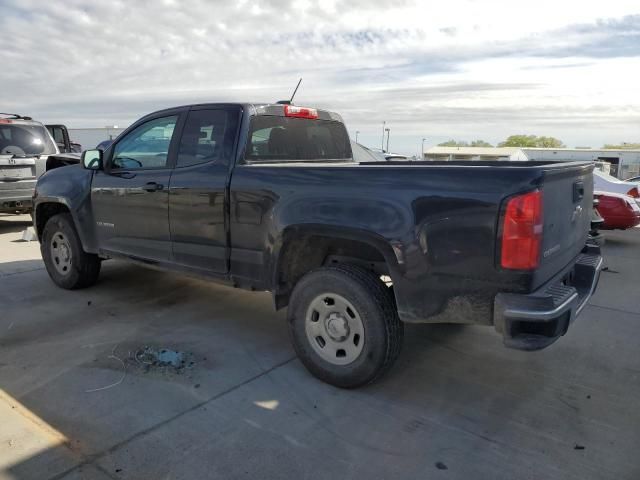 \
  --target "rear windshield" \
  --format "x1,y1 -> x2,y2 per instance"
0,123 -> 57,156
246,116 -> 351,162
